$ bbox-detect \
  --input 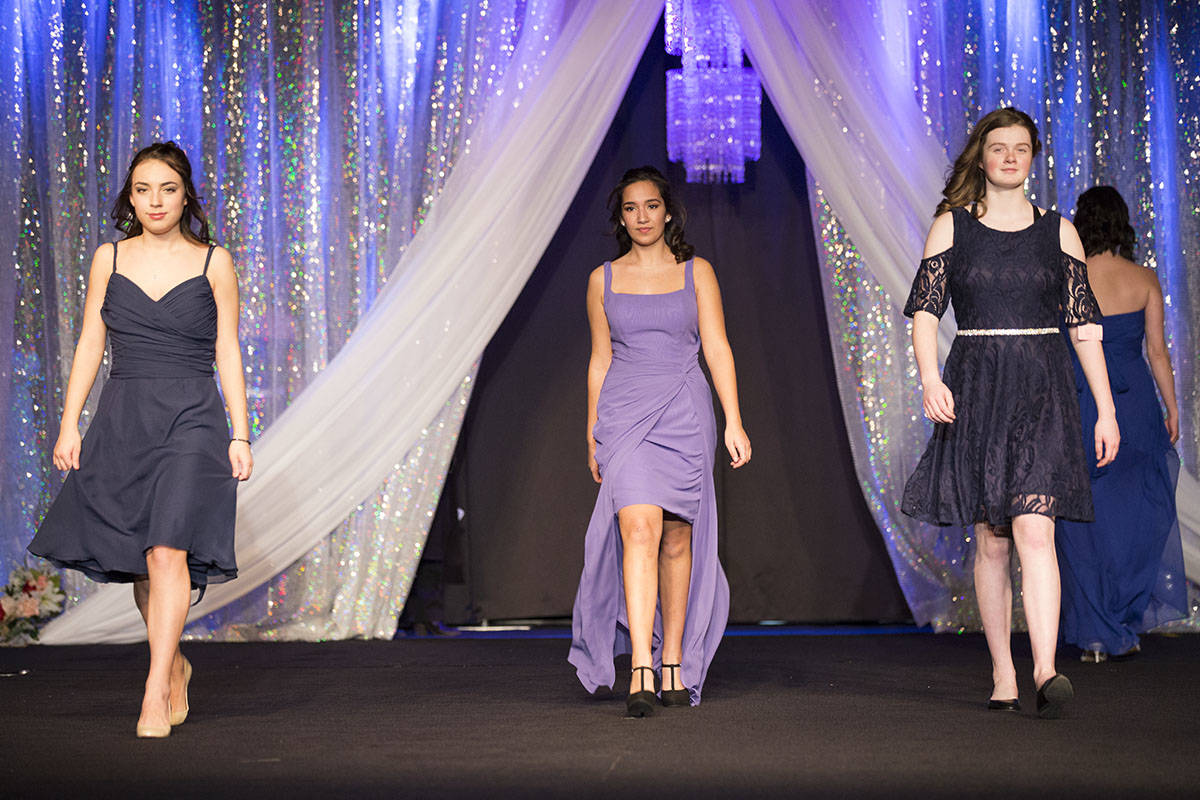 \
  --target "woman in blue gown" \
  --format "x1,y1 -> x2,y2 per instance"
1055,186 -> 1188,662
